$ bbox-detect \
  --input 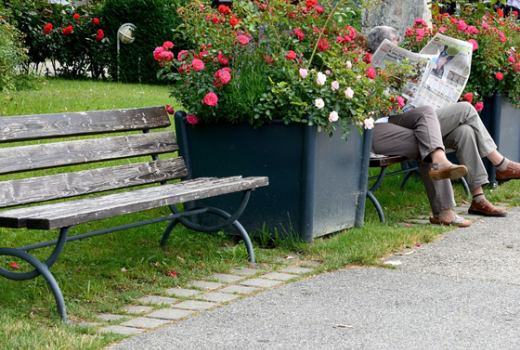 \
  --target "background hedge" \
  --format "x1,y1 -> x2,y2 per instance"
102,0 -> 187,84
